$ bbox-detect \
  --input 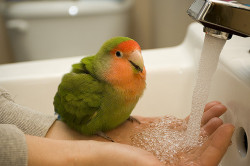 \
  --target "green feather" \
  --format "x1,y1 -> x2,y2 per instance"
97,36 -> 132,55
54,37 -> 141,135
